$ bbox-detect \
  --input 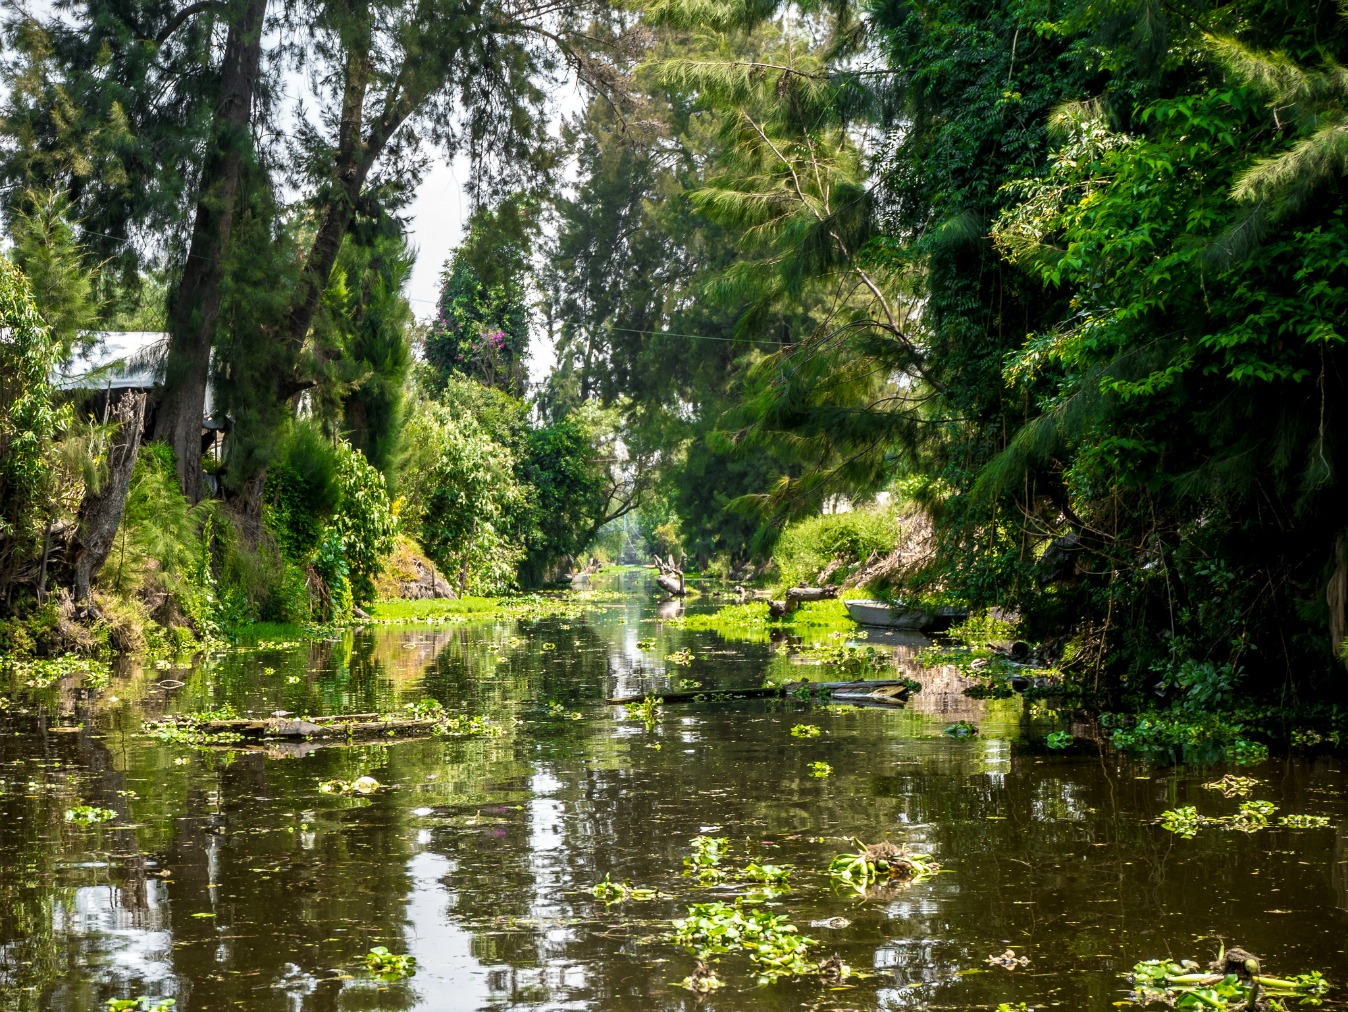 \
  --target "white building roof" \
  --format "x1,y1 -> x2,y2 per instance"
53,331 -> 223,429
